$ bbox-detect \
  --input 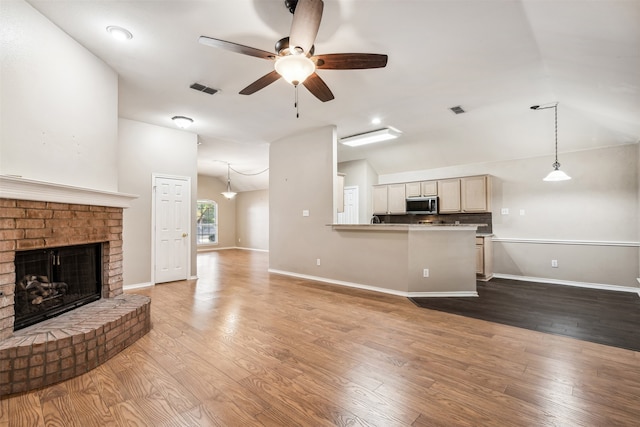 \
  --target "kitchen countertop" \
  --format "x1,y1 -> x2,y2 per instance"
330,224 -> 485,231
